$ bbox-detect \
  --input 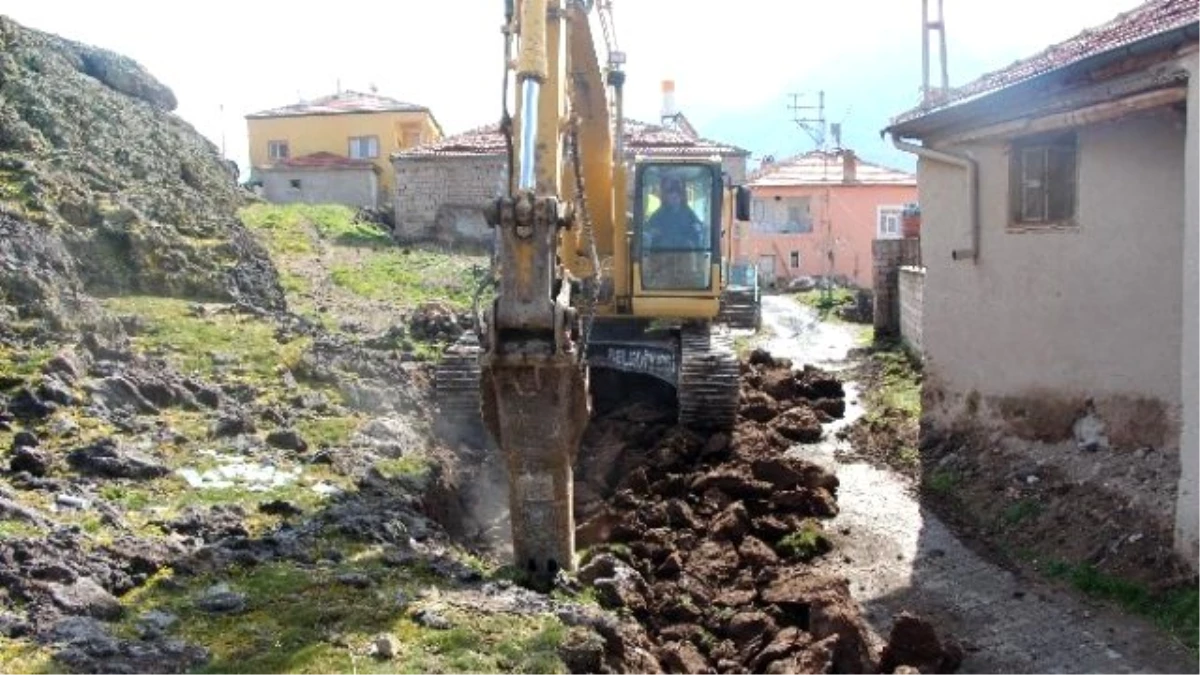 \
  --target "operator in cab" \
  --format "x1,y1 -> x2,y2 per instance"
645,174 -> 703,249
